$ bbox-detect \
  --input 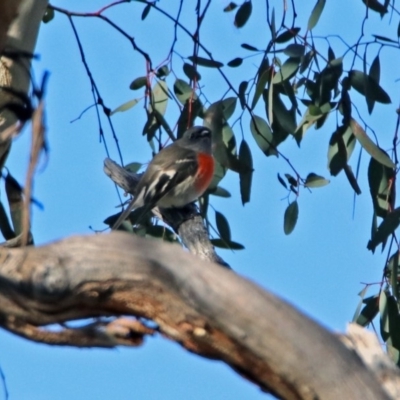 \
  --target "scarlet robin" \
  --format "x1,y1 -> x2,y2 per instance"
112,126 -> 214,230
